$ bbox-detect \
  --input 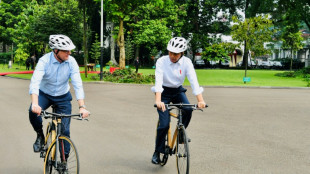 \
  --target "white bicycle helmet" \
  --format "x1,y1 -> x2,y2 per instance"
167,37 -> 187,53
49,34 -> 76,50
